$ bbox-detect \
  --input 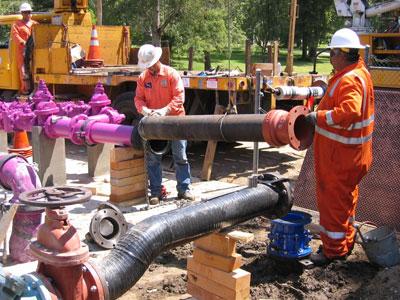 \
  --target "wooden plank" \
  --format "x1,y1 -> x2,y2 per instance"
110,174 -> 146,187
111,182 -> 145,195
187,257 -> 250,291
110,158 -> 144,171
109,189 -> 145,203
187,282 -> 223,300
110,166 -> 145,179
0,204 -> 18,243
193,248 -> 242,273
194,233 -> 236,257
187,271 -> 250,300
226,231 -> 254,243
201,103 -> 225,181
110,147 -> 144,163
